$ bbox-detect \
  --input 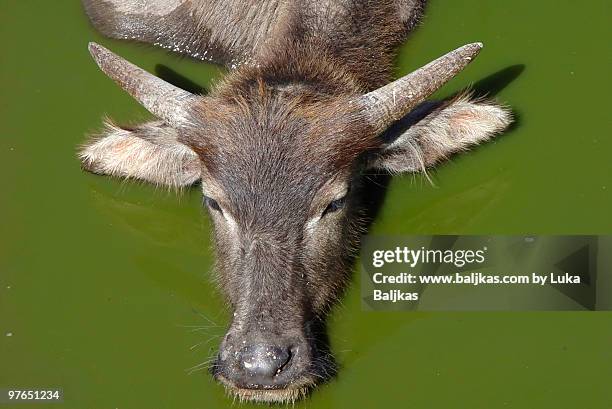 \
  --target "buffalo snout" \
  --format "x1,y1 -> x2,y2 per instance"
239,344 -> 292,380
